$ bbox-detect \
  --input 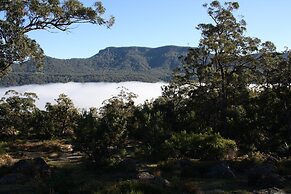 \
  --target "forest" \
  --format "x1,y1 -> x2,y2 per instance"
0,46 -> 188,86
0,0 -> 290,193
